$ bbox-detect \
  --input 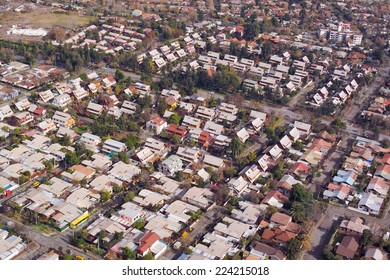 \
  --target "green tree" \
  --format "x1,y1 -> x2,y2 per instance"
115,69 -> 125,82
142,252 -> 155,260
125,191 -> 135,202
230,138 -> 245,159
122,247 -> 136,260
133,219 -> 145,230
0,187 -> 4,195
168,114 -> 180,125
101,191 -> 111,202
286,238 -> 302,259
65,151 -> 81,165
360,229 -> 374,247
62,254 -> 73,260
